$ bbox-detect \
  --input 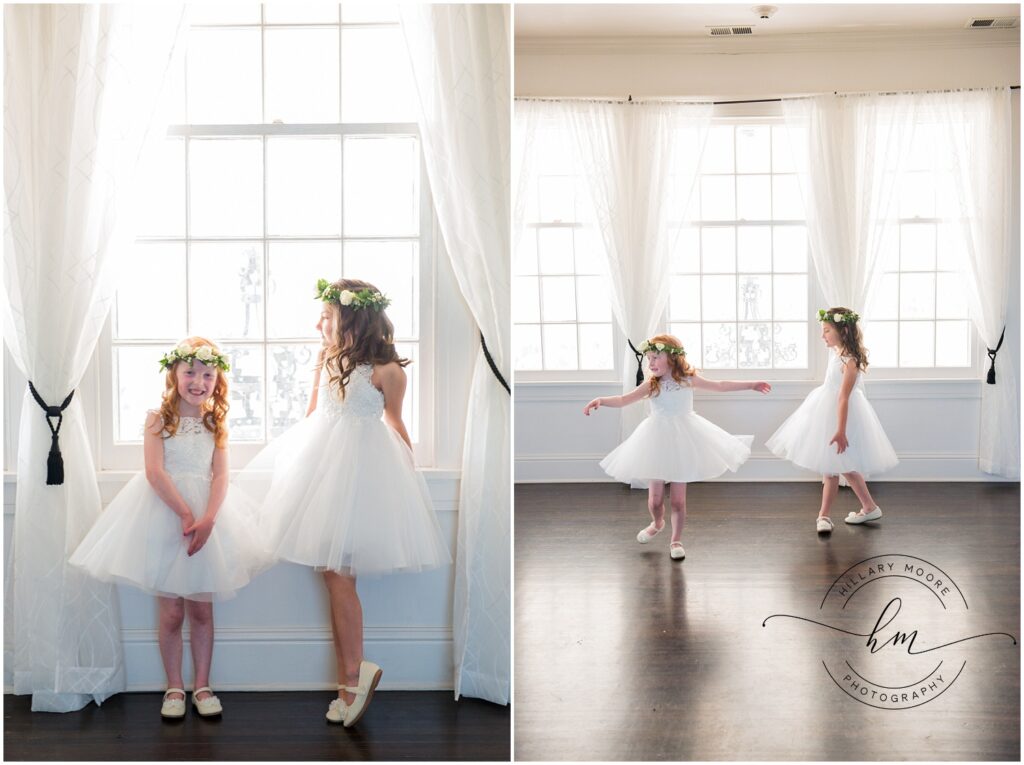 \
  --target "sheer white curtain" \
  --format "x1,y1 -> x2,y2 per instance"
3,4 -> 187,712
564,100 -> 712,453
400,4 -> 511,704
